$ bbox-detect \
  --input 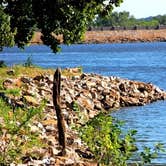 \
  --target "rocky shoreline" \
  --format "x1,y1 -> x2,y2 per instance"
2,71 -> 166,165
